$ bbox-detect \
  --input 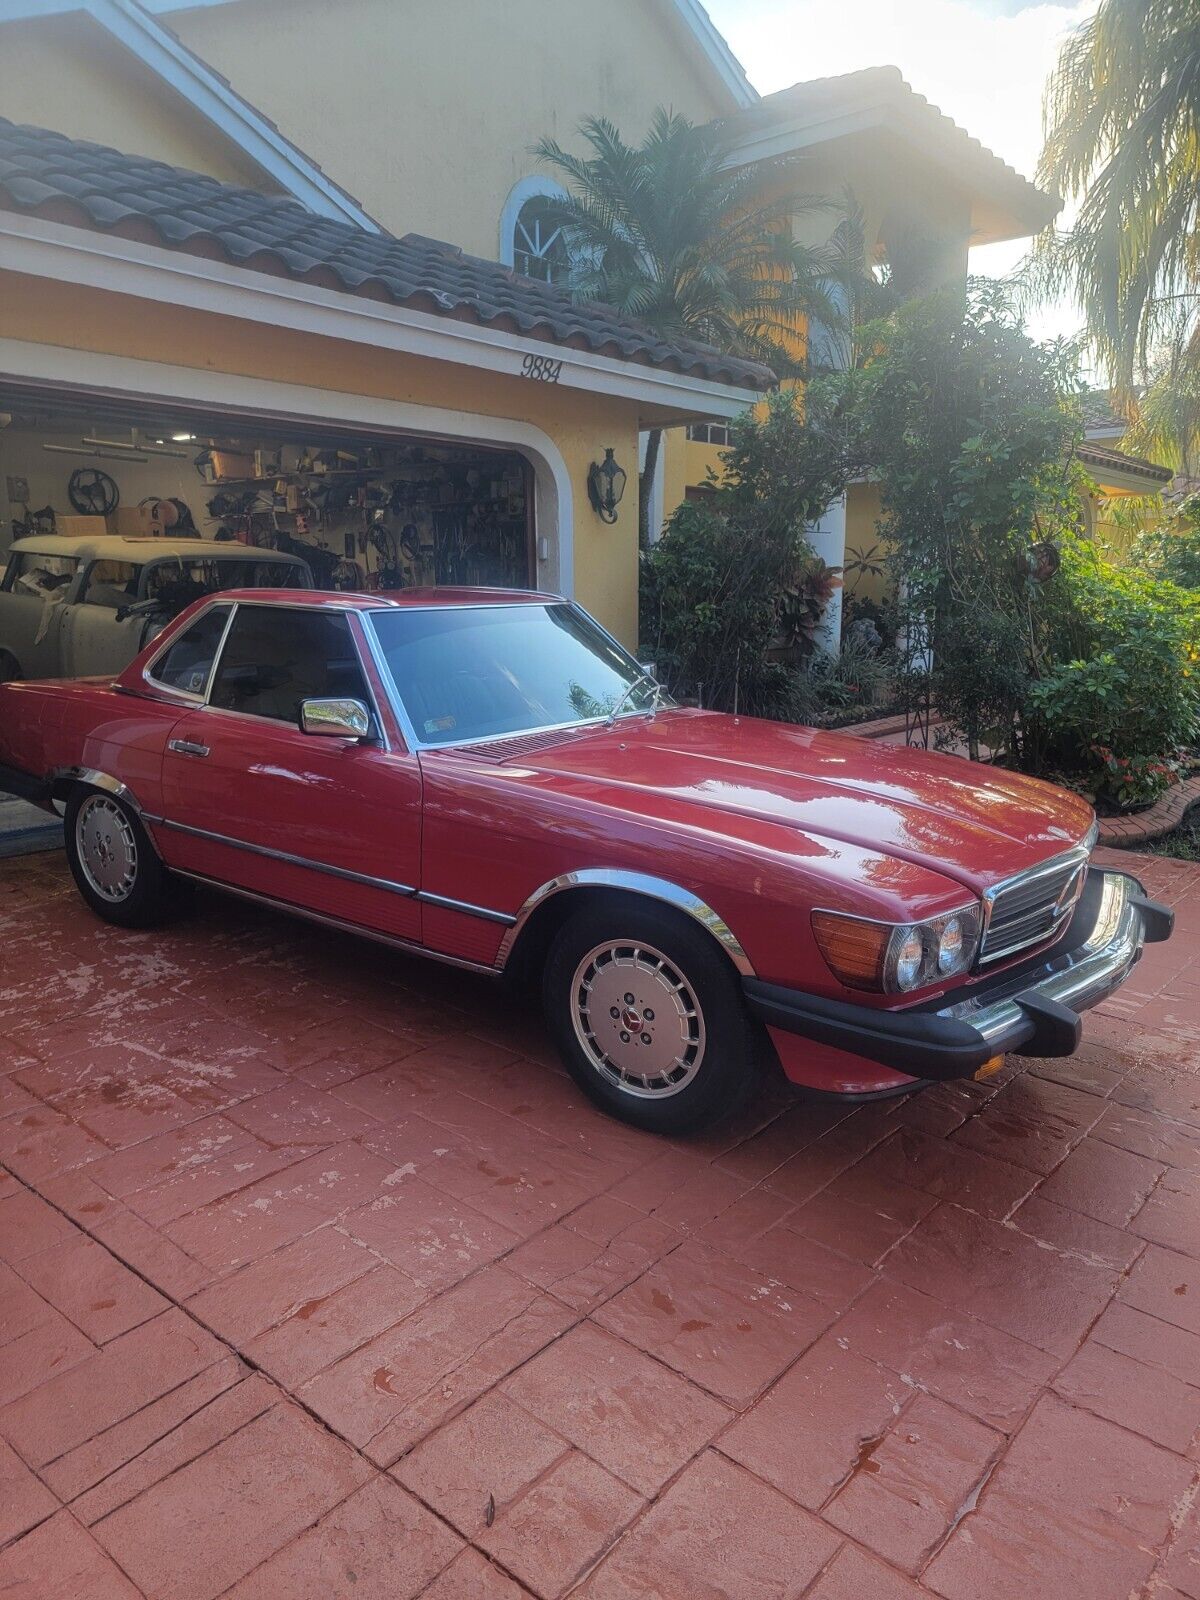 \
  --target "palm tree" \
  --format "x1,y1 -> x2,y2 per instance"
533,110 -> 855,546
1034,0 -> 1200,463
